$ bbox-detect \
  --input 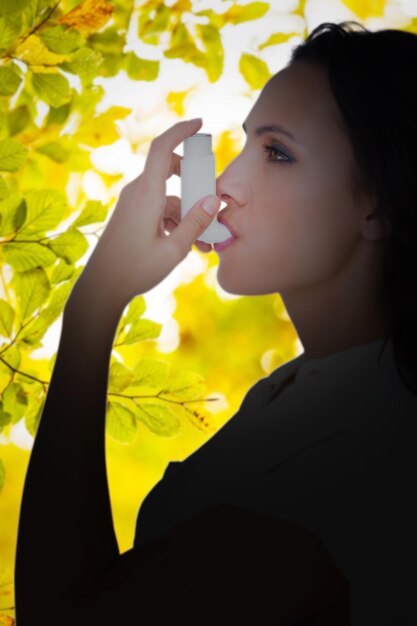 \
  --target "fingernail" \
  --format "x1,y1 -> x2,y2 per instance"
202,195 -> 219,214
189,117 -> 202,123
